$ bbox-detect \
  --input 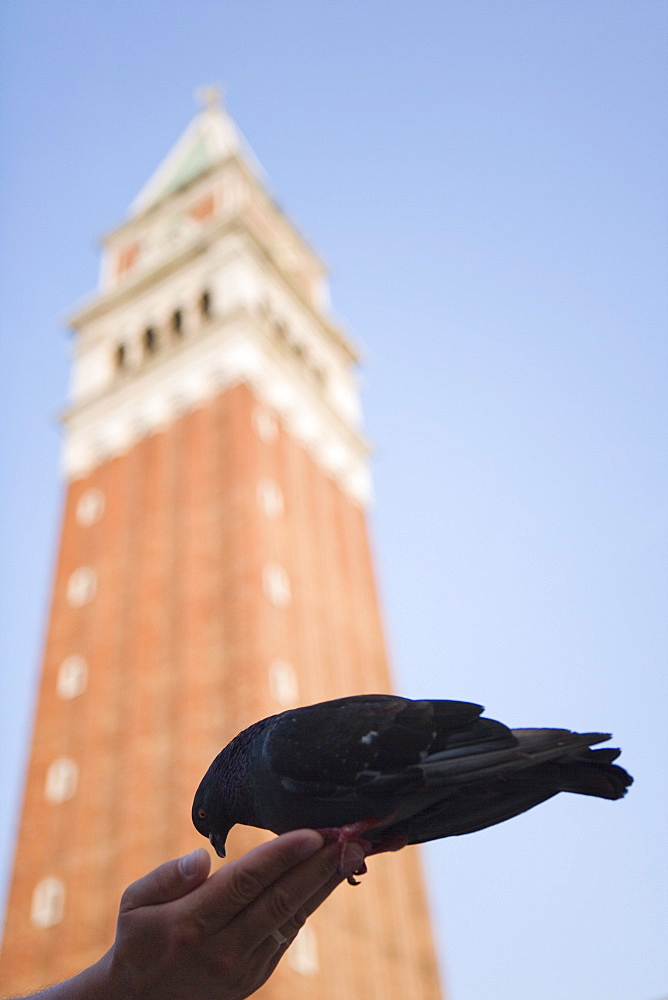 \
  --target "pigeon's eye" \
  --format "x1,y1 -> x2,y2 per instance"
197,807 -> 207,821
